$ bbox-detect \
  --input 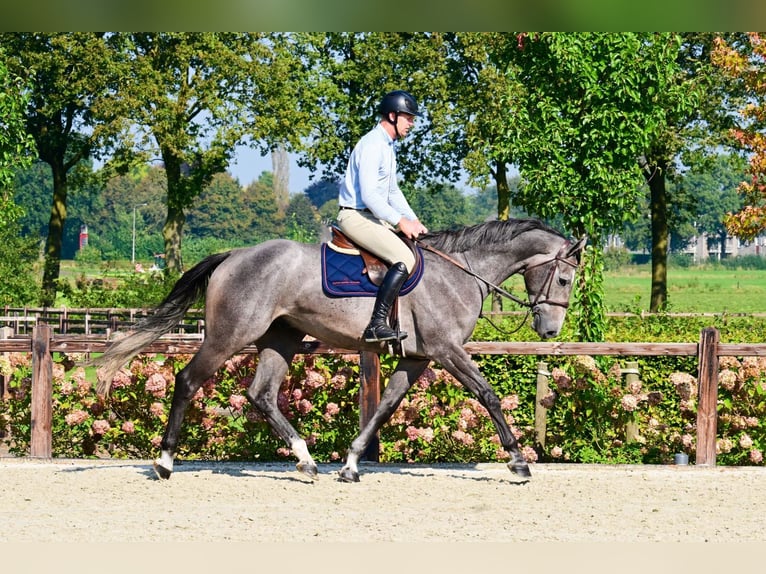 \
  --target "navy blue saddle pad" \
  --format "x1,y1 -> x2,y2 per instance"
320,243 -> 424,297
